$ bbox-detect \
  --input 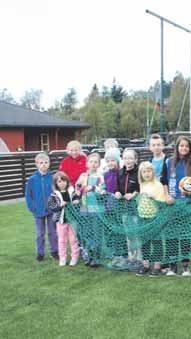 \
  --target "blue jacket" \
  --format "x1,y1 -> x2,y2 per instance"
25,170 -> 53,217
